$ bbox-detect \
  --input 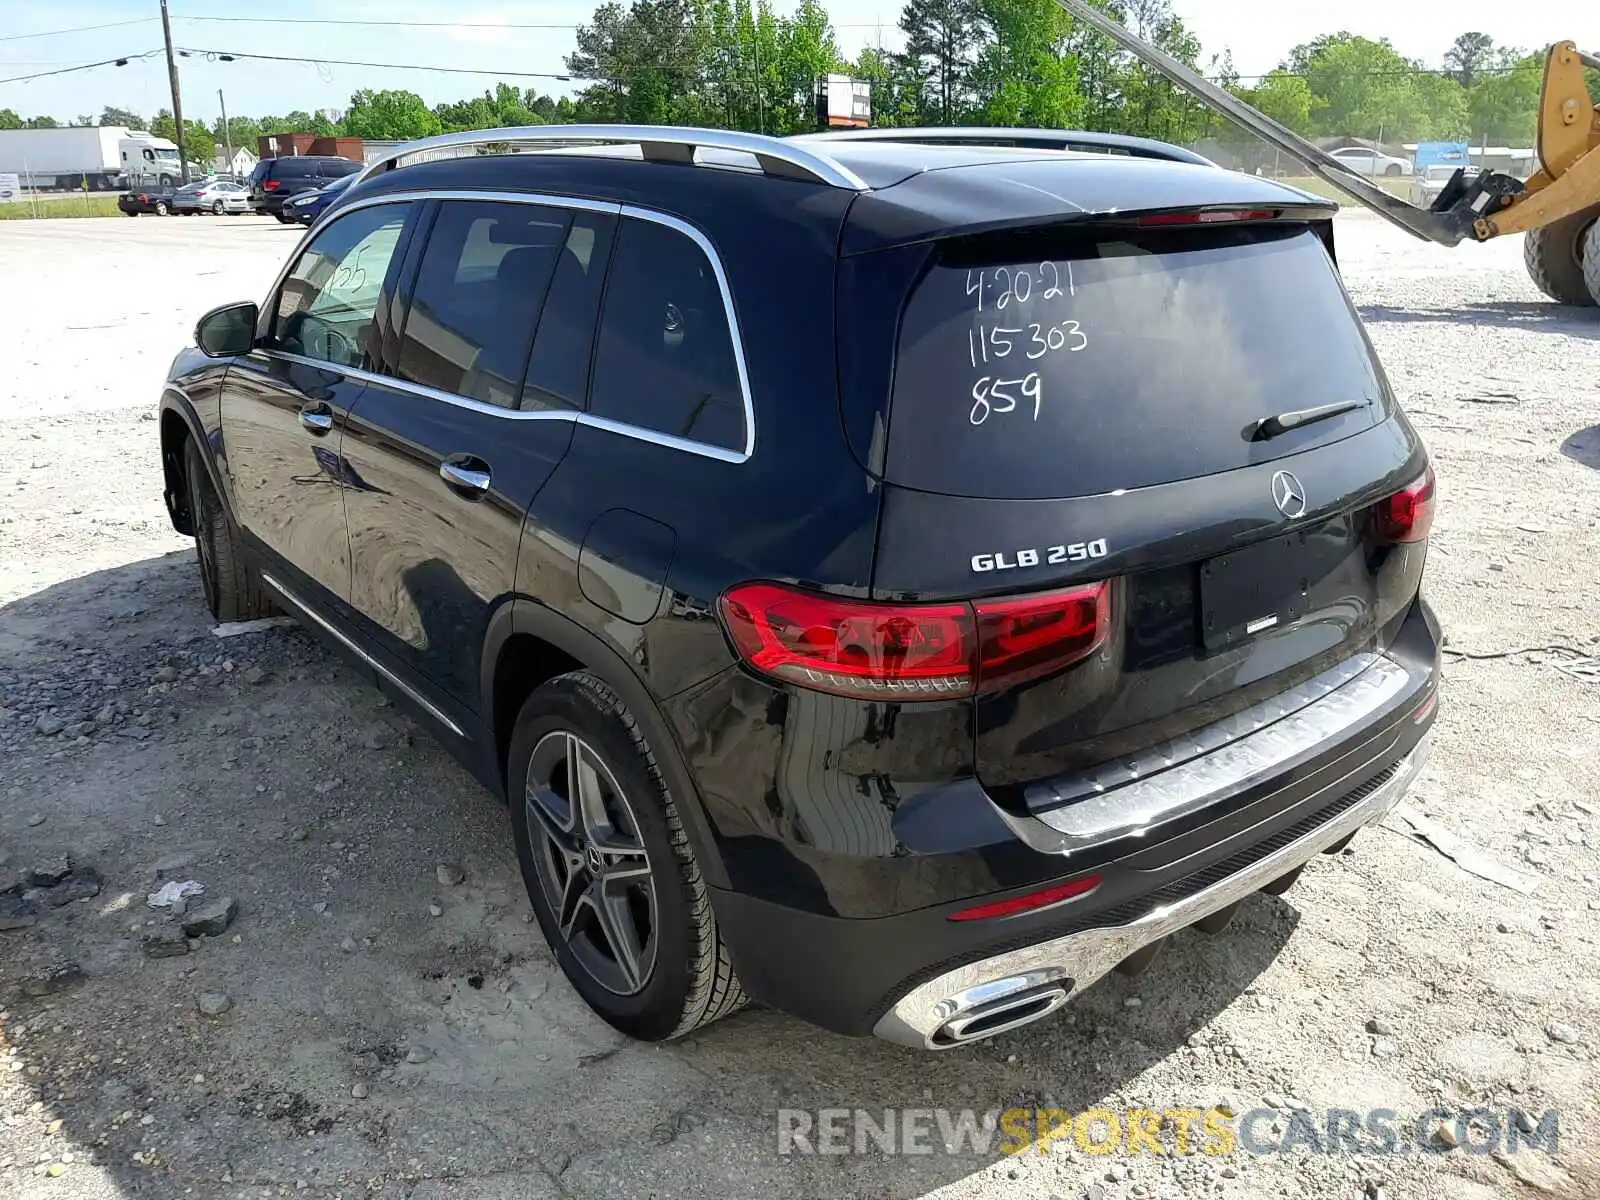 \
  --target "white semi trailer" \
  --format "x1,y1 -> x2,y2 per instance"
0,127 -> 182,190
